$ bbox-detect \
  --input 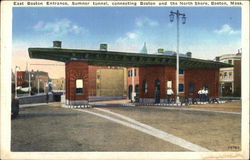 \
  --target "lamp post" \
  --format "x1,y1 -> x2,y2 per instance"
169,10 -> 186,104
15,66 -> 20,98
